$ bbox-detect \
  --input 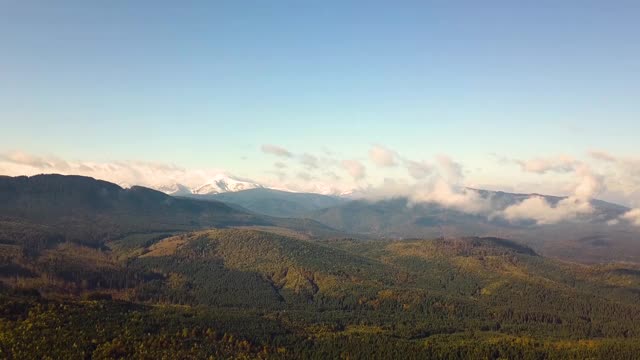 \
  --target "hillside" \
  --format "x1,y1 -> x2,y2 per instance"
187,188 -> 346,218
305,195 -> 640,263
3,226 -> 640,358
0,175 -> 341,250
